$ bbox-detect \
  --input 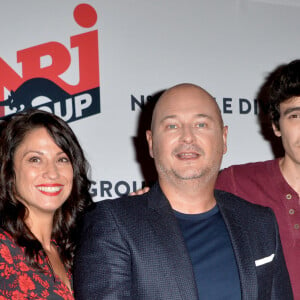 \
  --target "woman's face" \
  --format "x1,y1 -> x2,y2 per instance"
13,127 -> 73,217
